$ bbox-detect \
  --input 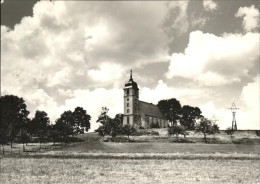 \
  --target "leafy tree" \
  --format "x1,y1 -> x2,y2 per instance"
195,118 -> 219,142
17,129 -> 31,152
95,107 -> 123,140
96,107 -> 111,137
55,111 -> 74,143
72,107 -> 91,135
121,124 -> 137,140
110,114 -> 123,139
0,120 -> 9,154
48,124 -> 61,145
225,127 -> 236,142
168,125 -> 187,141
180,105 -> 203,130
0,95 -> 30,147
157,98 -> 182,126
211,124 -> 220,135
30,111 -> 50,148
